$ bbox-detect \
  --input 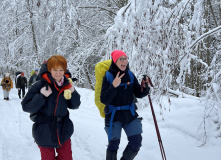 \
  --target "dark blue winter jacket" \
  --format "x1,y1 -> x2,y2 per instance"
21,63 -> 81,148
101,61 -> 149,125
